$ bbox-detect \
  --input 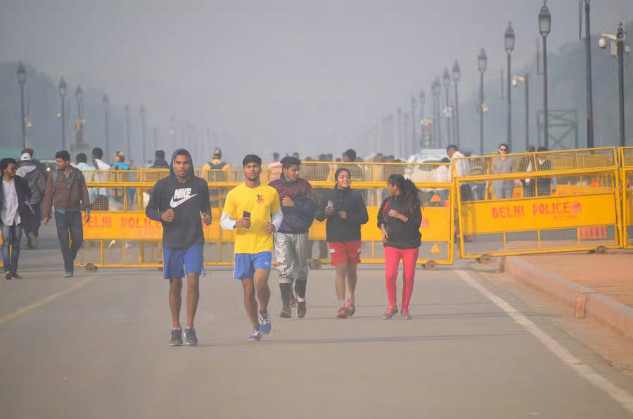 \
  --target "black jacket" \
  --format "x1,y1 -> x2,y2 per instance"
0,175 -> 32,226
145,150 -> 211,248
377,195 -> 422,249
315,186 -> 368,242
